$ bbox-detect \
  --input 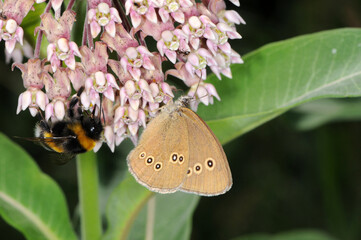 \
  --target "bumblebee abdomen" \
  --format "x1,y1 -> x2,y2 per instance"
67,122 -> 97,152
43,132 -> 65,153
